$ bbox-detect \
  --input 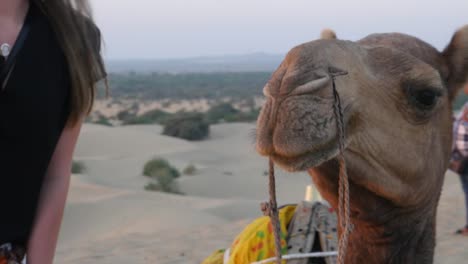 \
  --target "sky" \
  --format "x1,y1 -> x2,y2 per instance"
92,0 -> 468,60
